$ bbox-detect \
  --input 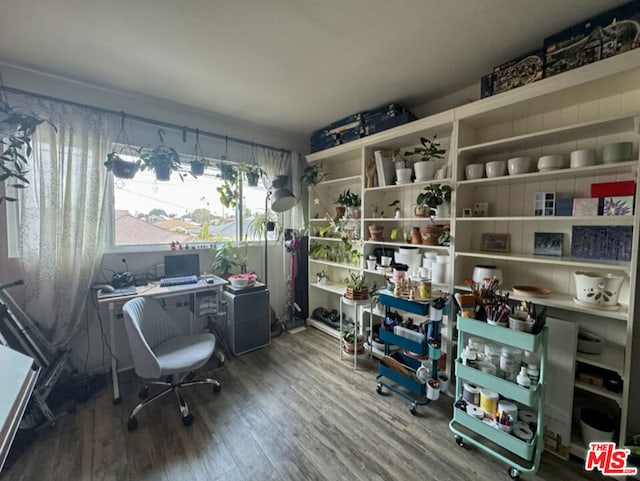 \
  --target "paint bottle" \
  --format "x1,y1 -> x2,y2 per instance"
517,366 -> 531,389
527,364 -> 540,385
